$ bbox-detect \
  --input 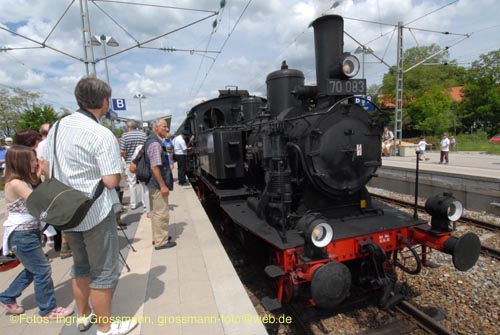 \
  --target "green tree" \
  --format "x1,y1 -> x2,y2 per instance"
381,44 -> 466,136
406,88 -> 455,135
17,104 -> 59,131
459,50 -> 500,136
0,88 -> 43,137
